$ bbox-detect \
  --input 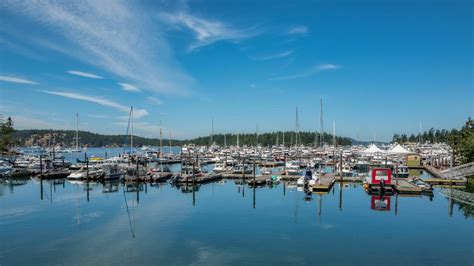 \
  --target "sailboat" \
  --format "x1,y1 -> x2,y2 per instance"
70,113 -> 82,153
